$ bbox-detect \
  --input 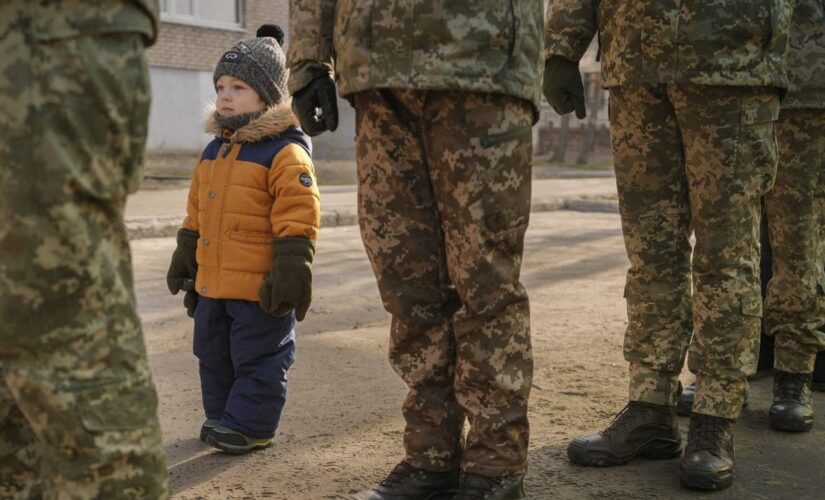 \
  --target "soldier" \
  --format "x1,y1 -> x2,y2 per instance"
756,0 -> 825,432
544,0 -> 791,491
677,0 -> 825,430
0,1 -> 169,498
287,1 -> 543,499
